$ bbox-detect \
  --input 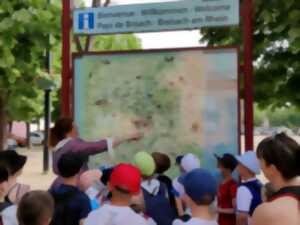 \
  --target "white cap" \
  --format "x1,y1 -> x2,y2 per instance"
181,153 -> 201,173
236,151 -> 261,175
